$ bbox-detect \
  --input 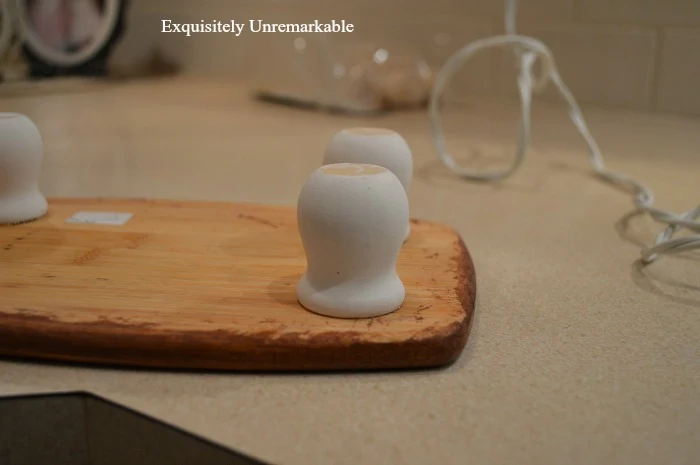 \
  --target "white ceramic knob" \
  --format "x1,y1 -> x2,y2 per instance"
0,113 -> 48,225
297,163 -> 408,319
322,127 -> 413,240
